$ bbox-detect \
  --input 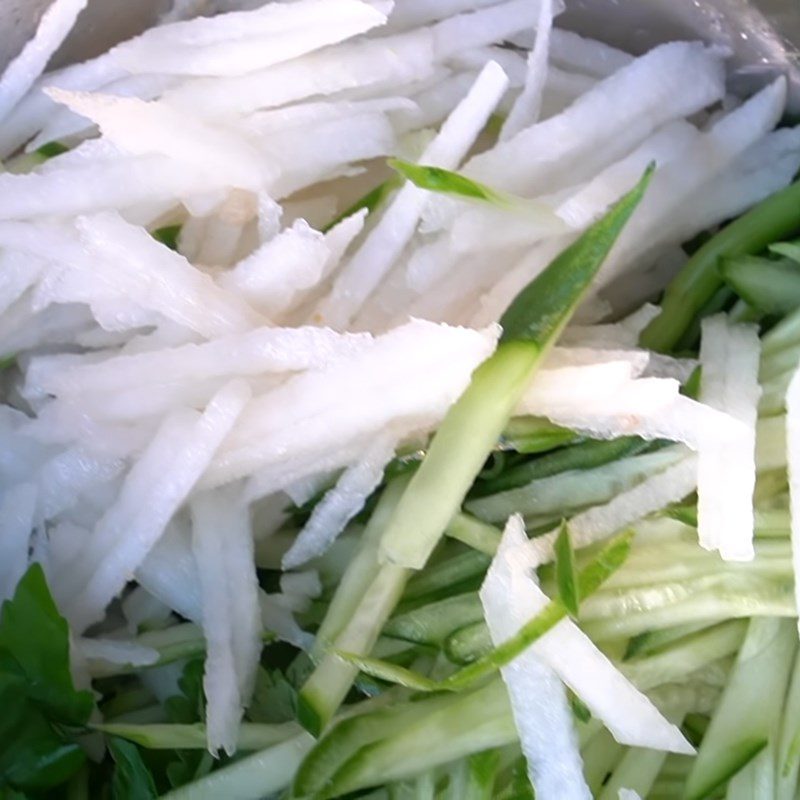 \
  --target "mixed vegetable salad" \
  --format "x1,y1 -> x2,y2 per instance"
1,0 -> 800,798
